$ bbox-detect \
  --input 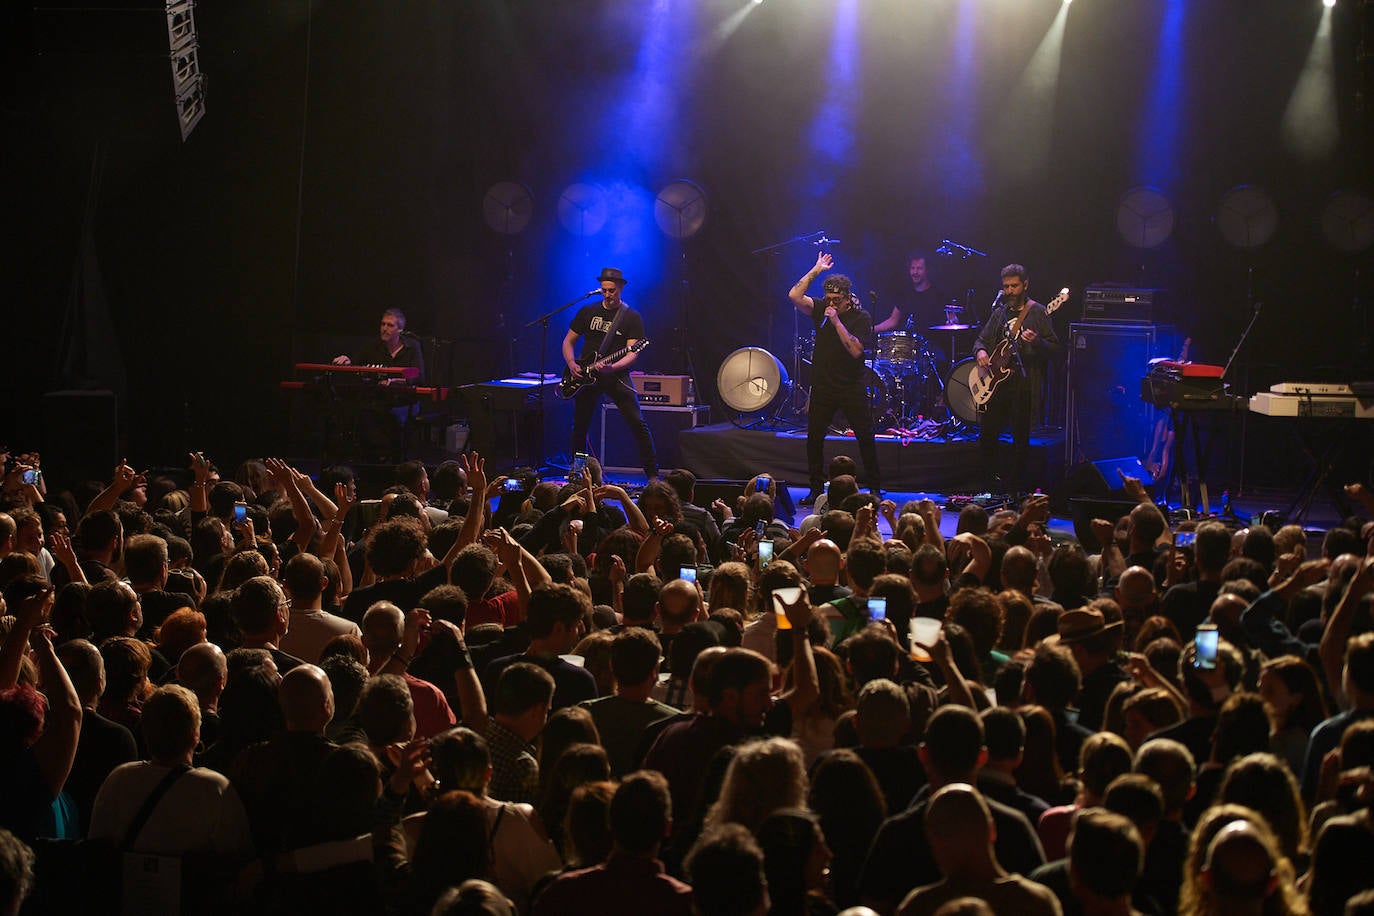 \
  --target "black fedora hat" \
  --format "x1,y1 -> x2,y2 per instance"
596,267 -> 628,286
